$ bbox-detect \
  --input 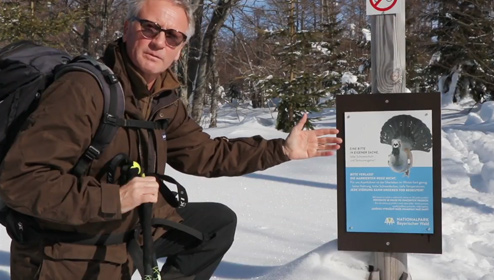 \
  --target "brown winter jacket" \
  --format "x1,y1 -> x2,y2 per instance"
0,39 -> 290,280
